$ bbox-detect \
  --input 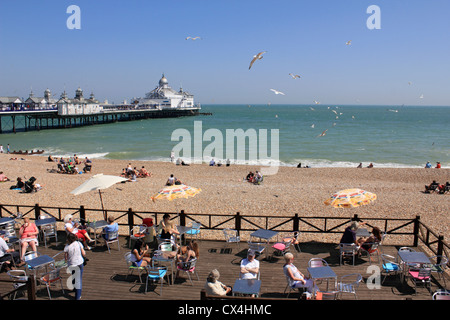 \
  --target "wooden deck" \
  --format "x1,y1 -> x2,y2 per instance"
0,232 -> 447,301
